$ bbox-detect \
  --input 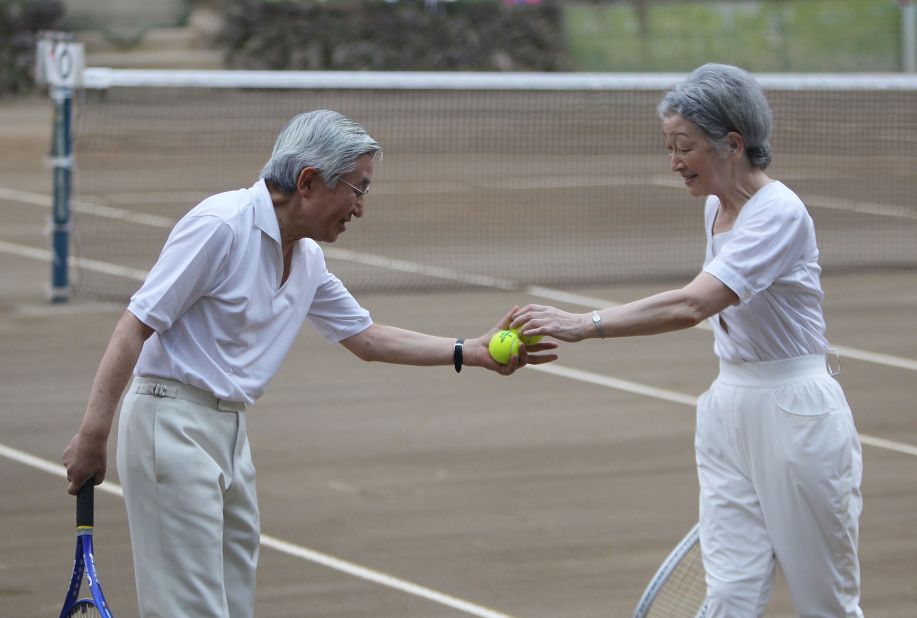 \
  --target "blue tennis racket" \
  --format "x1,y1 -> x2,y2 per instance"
59,479 -> 114,618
